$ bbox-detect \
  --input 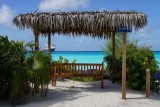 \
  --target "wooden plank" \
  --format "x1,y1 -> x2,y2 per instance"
87,65 -> 89,75
89,64 -> 91,75
146,69 -> 150,98
122,33 -> 127,99
81,65 -> 83,76
84,65 -> 86,75
83,65 -> 85,75
96,65 -> 98,76
71,63 -> 102,65
112,32 -> 115,83
57,65 -> 59,74
77,65 -> 80,75
73,65 -> 74,75
82,65 -> 83,75
51,67 -> 54,86
101,62 -> 104,88
55,75 -> 102,78
65,64 -> 67,76
72,64 -> 74,76
90,65 -> 92,76
98,65 -> 100,76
